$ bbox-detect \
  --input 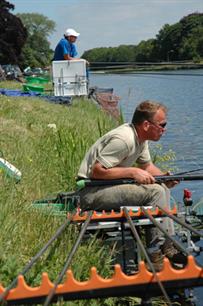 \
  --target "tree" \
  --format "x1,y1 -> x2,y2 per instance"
17,13 -> 56,68
0,0 -> 27,65
156,12 -> 203,61
83,45 -> 135,62
179,13 -> 203,60
83,12 -> 203,63
156,23 -> 182,61
135,39 -> 157,62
